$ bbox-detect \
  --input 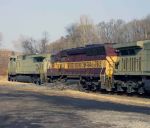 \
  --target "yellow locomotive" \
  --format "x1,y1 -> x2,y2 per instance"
8,54 -> 51,84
